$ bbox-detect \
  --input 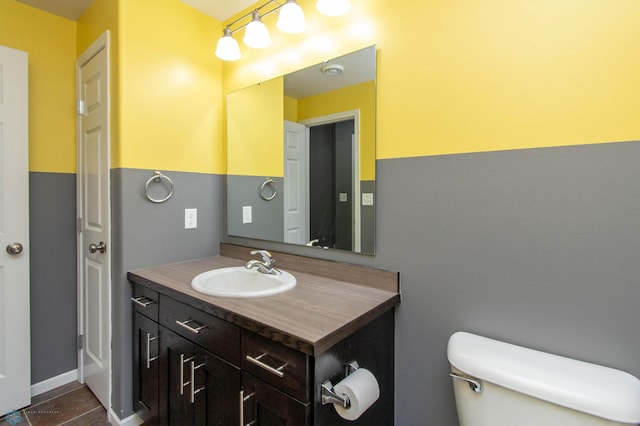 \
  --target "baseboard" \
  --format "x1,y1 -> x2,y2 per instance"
30,369 -> 78,397
109,409 -> 143,426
